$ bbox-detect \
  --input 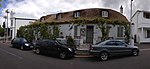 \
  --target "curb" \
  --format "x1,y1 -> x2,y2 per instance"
0,41 -> 11,46
74,55 -> 93,58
